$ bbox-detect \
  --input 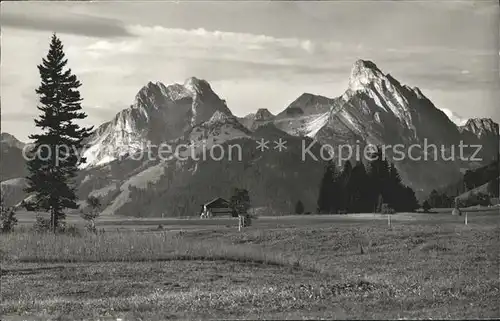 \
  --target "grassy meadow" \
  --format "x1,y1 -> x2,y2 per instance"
1,209 -> 499,320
